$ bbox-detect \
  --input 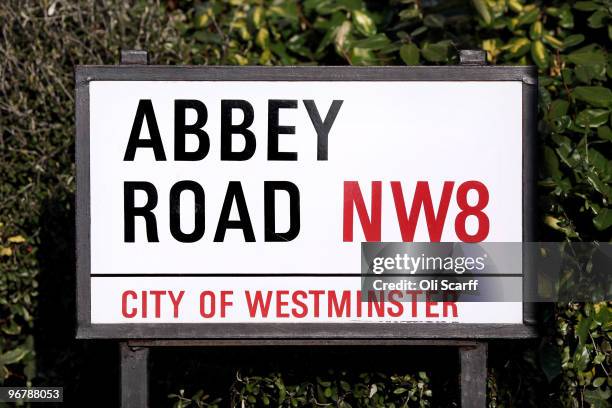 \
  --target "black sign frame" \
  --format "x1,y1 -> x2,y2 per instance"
75,65 -> 538,340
